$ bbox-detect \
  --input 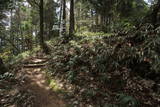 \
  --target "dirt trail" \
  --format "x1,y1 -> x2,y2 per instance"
19,57 -> 66,107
